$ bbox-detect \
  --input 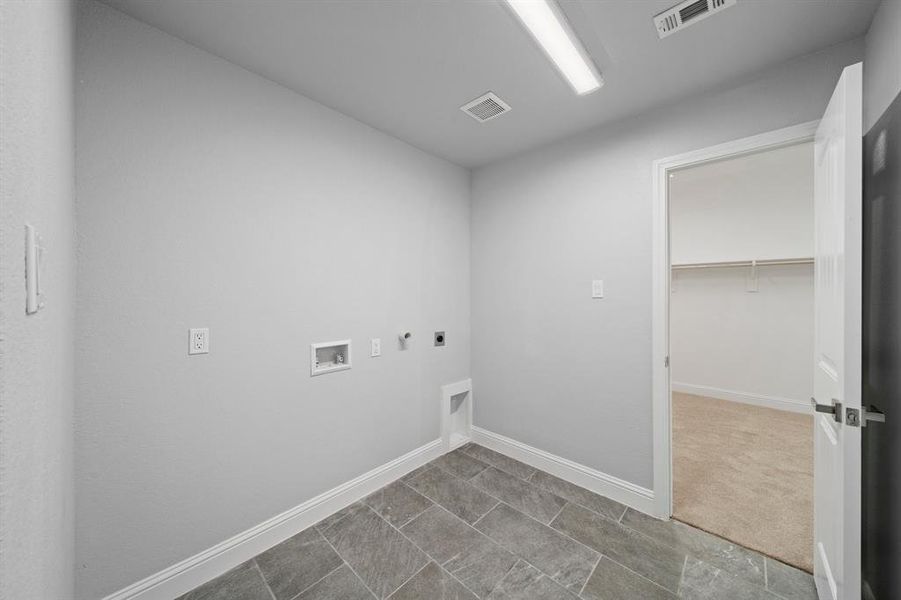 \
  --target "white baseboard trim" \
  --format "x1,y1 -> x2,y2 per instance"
470,427 -> 655,515
103,439 -> 444,600
672,382 -> 811,415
